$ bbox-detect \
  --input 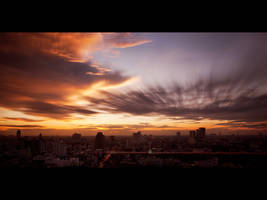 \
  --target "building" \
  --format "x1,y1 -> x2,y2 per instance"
53,140 -> 67,157
29,139 -> 41,155
38,139 -> 67,156
39,133 -> 43,141
189,130 -> 196,137
72,133 -> 82,143
94,132 -> 105,150
16,130 -> 21,139
109,136 -> 115,149
189,128 -> 206,139
197,127 -> 206,137
133,131 -> 142,138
